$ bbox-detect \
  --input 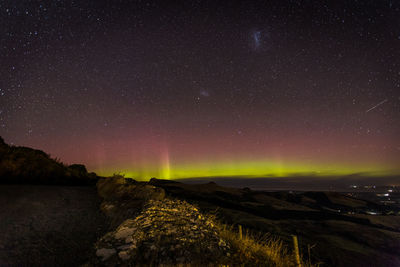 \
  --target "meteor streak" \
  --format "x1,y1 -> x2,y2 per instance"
365,99 -> 388,113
